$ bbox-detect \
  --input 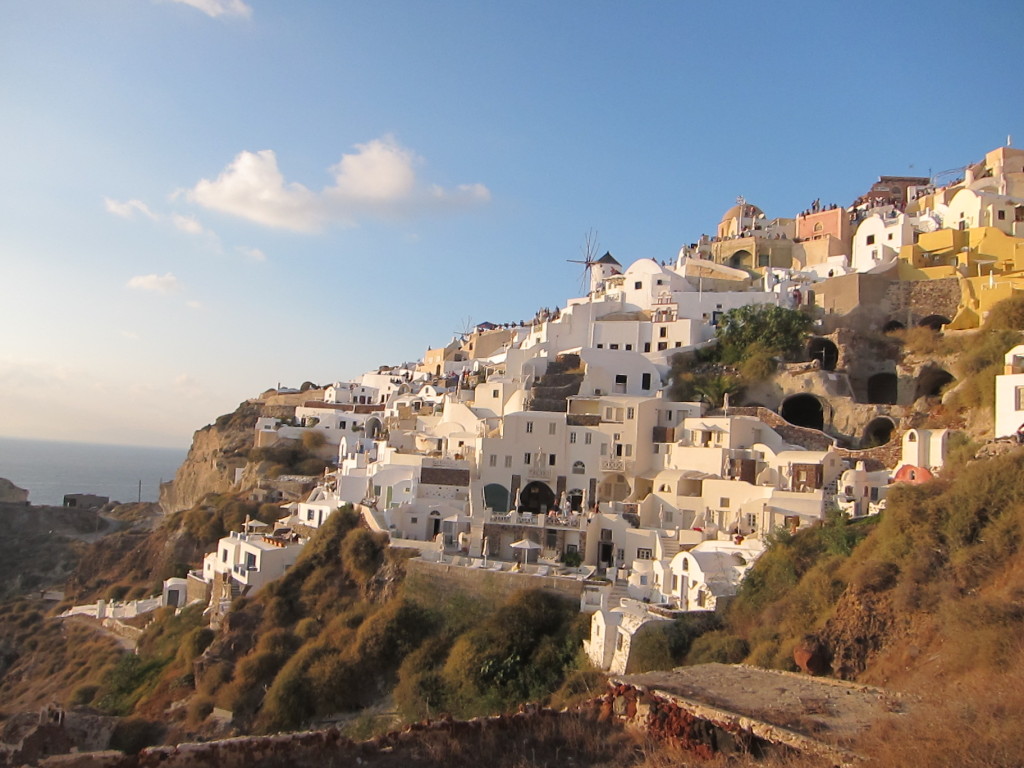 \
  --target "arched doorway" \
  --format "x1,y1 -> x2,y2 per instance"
567,488 -> 584,512
780,394 -> 825,431
915,367 -> 954,400
518,481 -> 555,514
917,315 -> 951,331
867,372 -> 898,404
882,320 -> 905,333
807,337 -> 839,371
862,417 -> 896,448
365,416 -> 384,439
484,483 -> 509,512
729,249 -> 754,269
